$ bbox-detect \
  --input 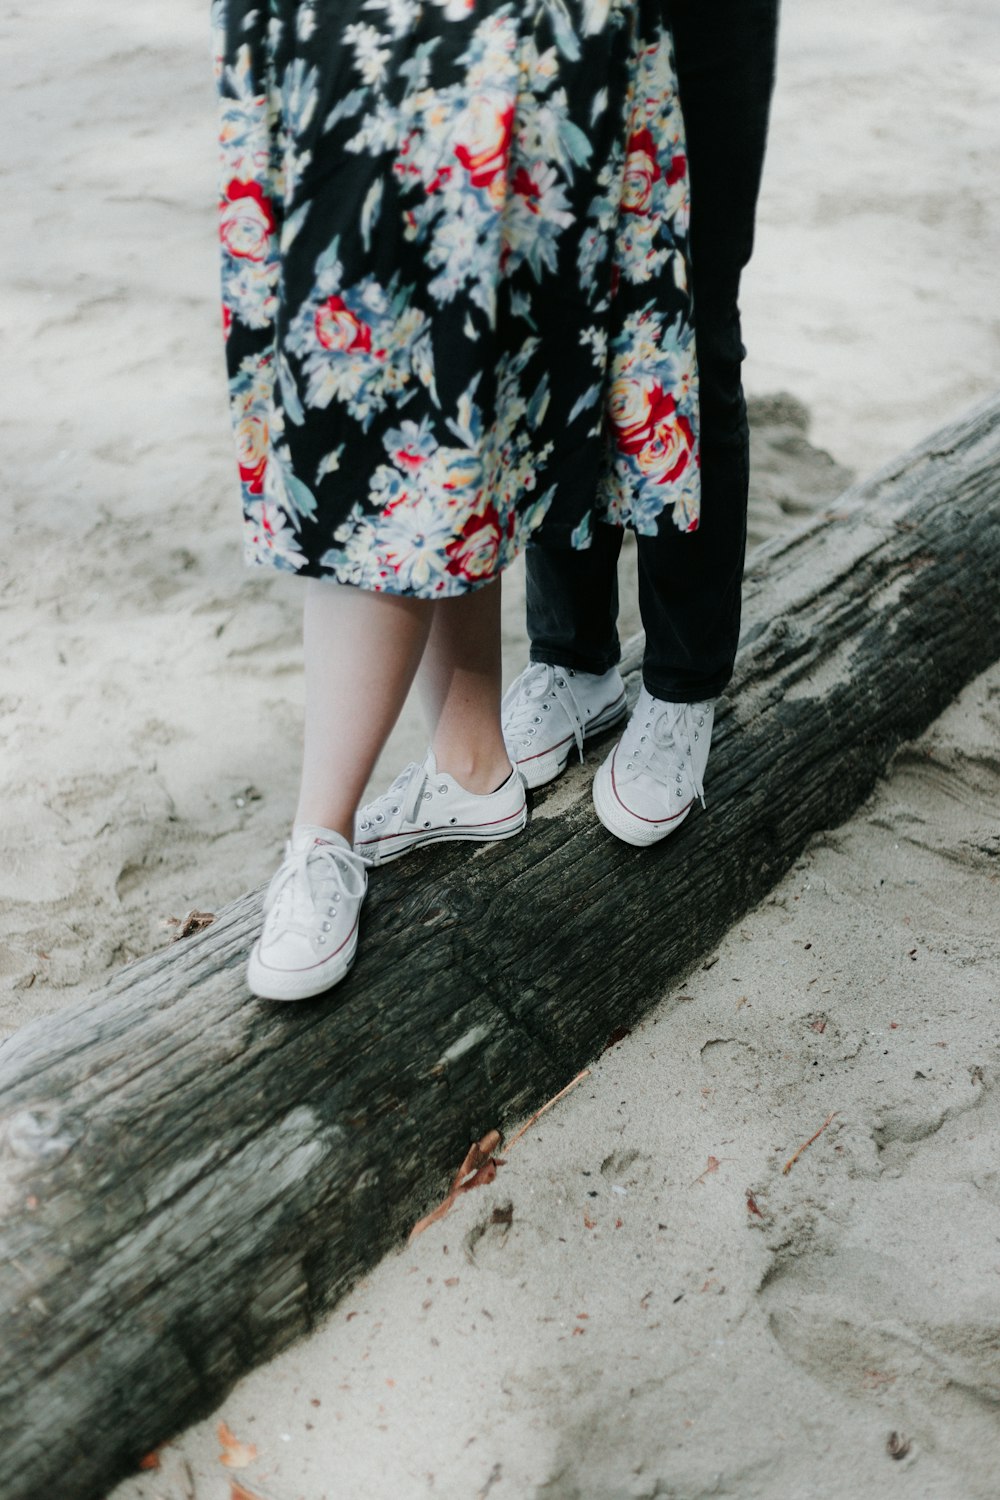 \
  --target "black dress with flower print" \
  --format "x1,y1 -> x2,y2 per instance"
215,0 -> 700,596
